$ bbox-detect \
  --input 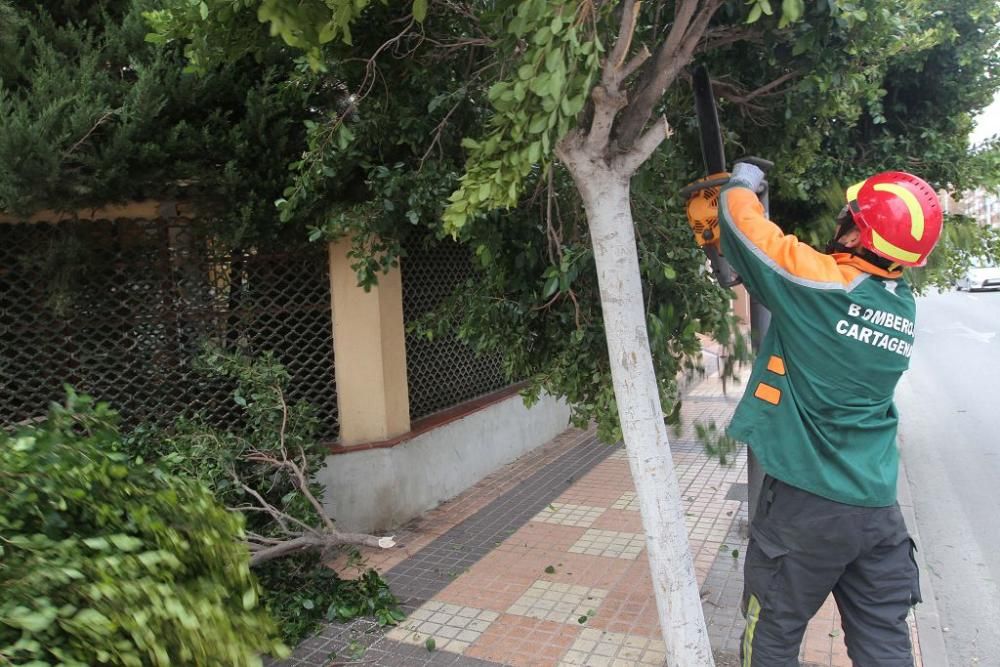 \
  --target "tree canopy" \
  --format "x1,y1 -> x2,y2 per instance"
3,0 -> 998,439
